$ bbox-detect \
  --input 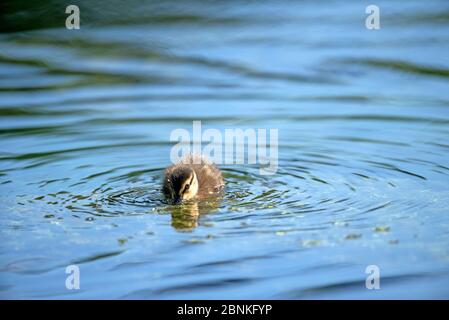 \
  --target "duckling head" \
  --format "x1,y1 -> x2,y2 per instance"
165,167 -> 199,204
